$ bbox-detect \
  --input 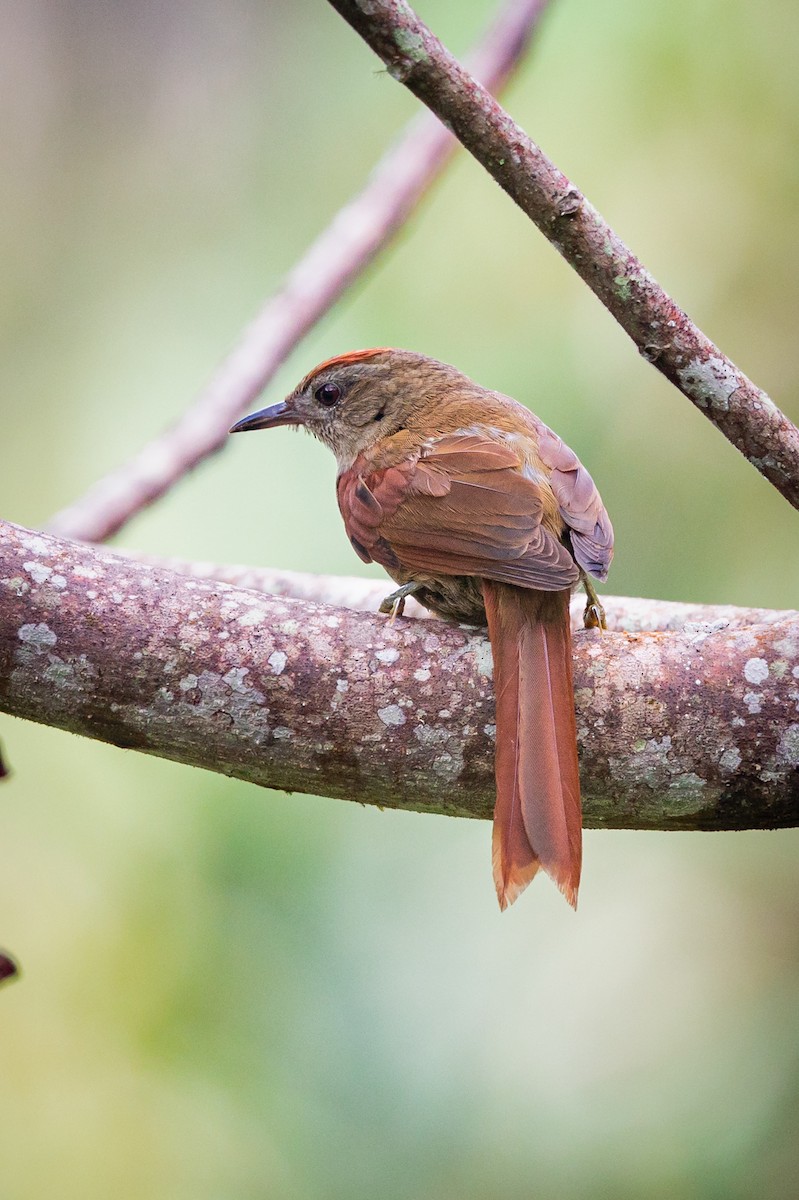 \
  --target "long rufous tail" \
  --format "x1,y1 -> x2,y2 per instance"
482,581 -> 582,910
